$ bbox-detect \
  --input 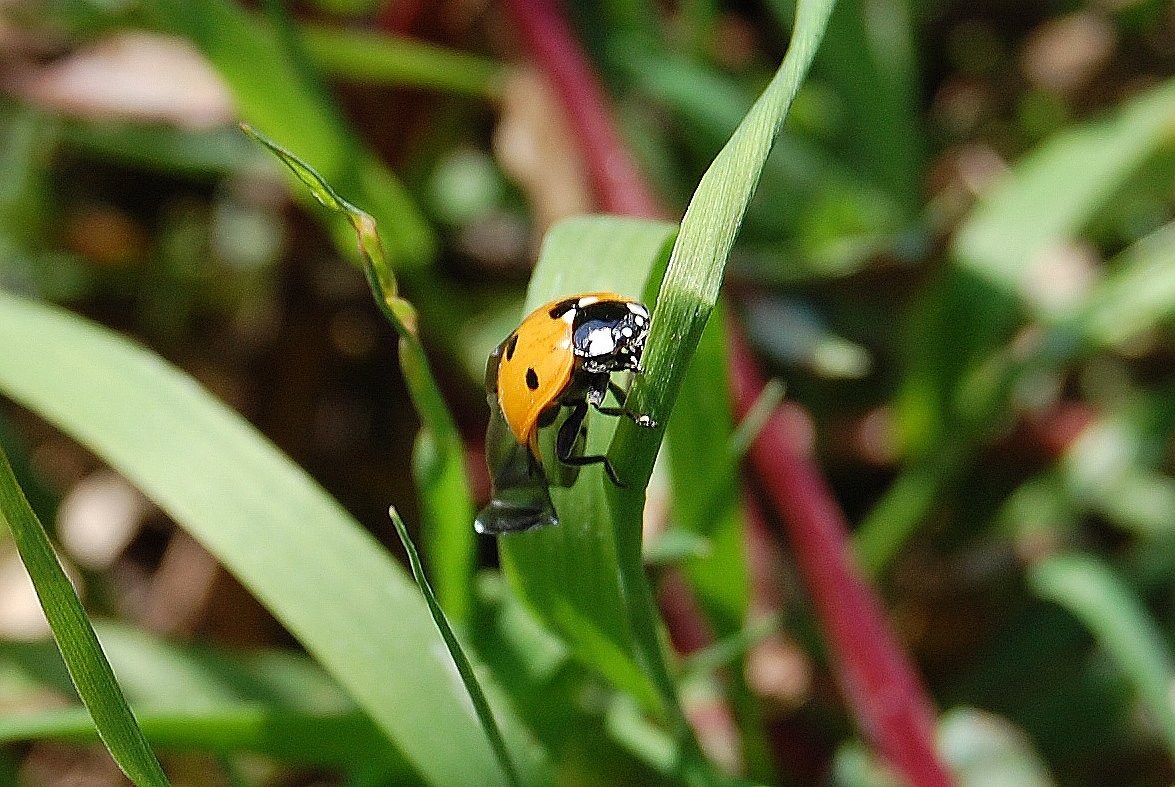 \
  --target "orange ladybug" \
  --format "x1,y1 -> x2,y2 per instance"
475,292 -> 657,534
